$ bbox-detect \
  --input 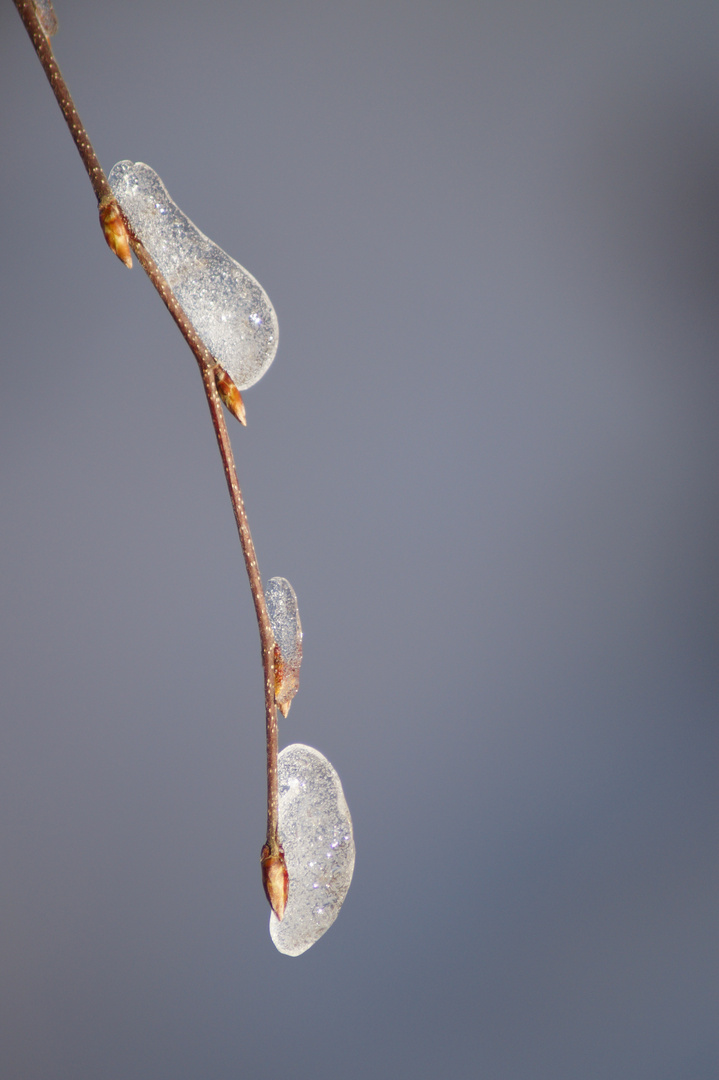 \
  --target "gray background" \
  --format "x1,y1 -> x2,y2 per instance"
1,1 -> 717,1077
